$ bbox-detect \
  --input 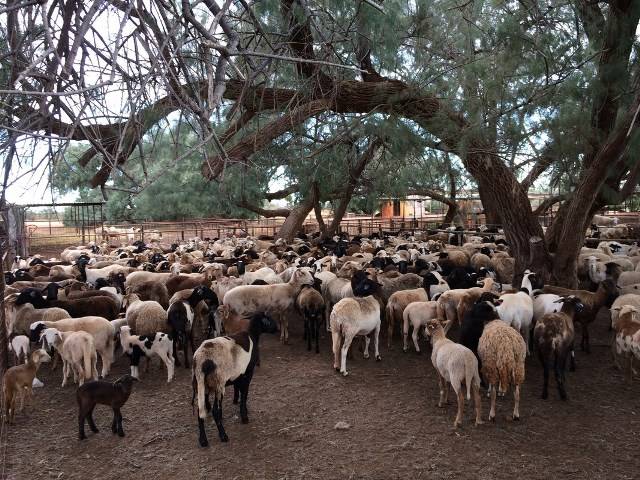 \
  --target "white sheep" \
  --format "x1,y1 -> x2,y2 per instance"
402,300 -> 438,353
424,319 -> 483,428
119,326 -> 174,382
40,328 -> 98,387
496,271 -> 536,354
8,334 -> 30,364
330,277 -> 382,376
